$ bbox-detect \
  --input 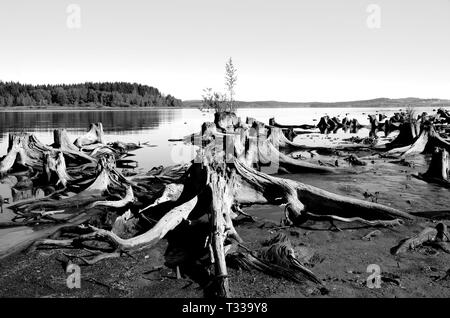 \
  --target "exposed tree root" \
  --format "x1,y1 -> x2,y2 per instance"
63,250 -> 122,265
257,137 -> 336,174
267,126 -> 369,153
85,195 -> 198,252
139,183 -> 184,214
391,223 -> 449,255
302,212 -> 404,230
132,164 -> 190,184
10,155 -> 126,217
0,209 -> 104,259
227,233 -> 322,285
232,158 -> 413,225
89,185 -> 135,209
